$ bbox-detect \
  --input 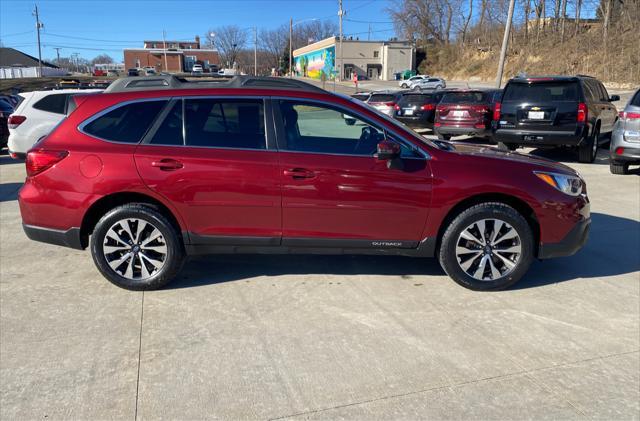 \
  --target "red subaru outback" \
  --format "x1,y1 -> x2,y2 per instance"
19,76 -> 590,291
